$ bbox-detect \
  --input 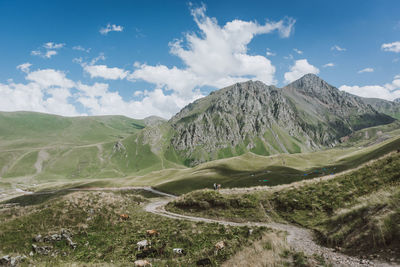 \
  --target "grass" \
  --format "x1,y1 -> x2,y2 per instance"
154,135 -> 400,195
167,153 -> 400,260
168,152 -> 400,261
0,190 -> 270,266
1,111 -> 399,200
